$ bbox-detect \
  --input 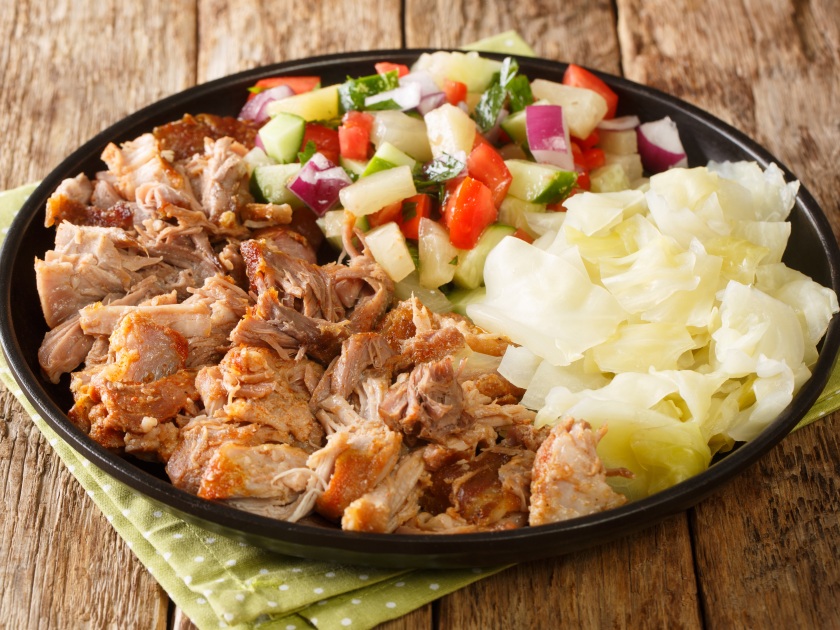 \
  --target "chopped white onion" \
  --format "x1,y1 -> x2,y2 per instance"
364,82 -> 422,111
